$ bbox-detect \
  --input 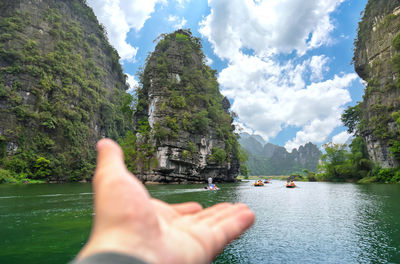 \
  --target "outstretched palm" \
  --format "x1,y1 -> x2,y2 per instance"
77,139 -> 255,264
